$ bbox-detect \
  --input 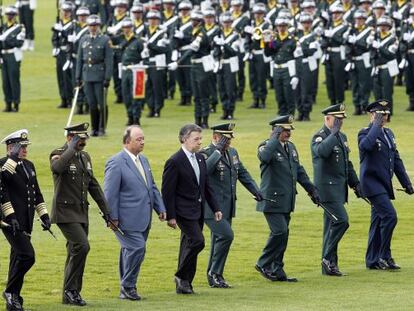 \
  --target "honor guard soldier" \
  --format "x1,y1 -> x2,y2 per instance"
52,1 -> 75,109
360,0 -> 375,27
245,3 -> 271,109
117,18 -> 144,125
321,4 -> 349,106
144,10 -> 169,118
106,0 -> 129,104
342,0 -> 356,24
230,0 -> 250,101
372,0 -> 387,23
200,123 -> 262,288
1,6 -> 25,113
172,0 -> 193,106
265,0 -> 283,25
76,14 -> 113,136
358,100 -> 413,270
399,8 -> 414,111
1,130 -> 52,311
214,12 -> 240,120
204,8 -> 220,114
78,0 -> 105,17
311,104 -> 362,277
346,9 -> 374,115
371,16 -> 399,116
71,6 -> 91,115
170,11 -> 214,128
256,116 -> 320,283
50,123 -> 112,307
17,0 -> 36,51
296,13 -> 320,121
130,3 -> 145,37
263,18 -> 298,116
161,0 -> 179,100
